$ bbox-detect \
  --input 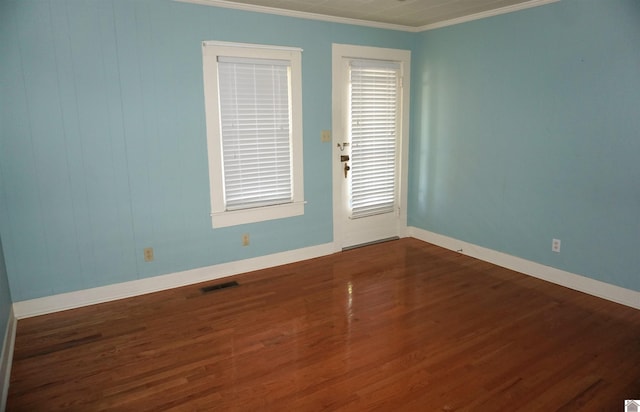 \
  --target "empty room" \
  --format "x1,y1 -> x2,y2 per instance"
0,0 -> 639,410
